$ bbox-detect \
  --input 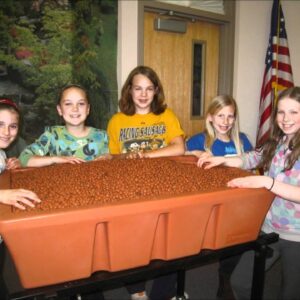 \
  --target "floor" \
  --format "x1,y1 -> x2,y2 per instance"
4,248 -> 281,300
102,260 -> 281,300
